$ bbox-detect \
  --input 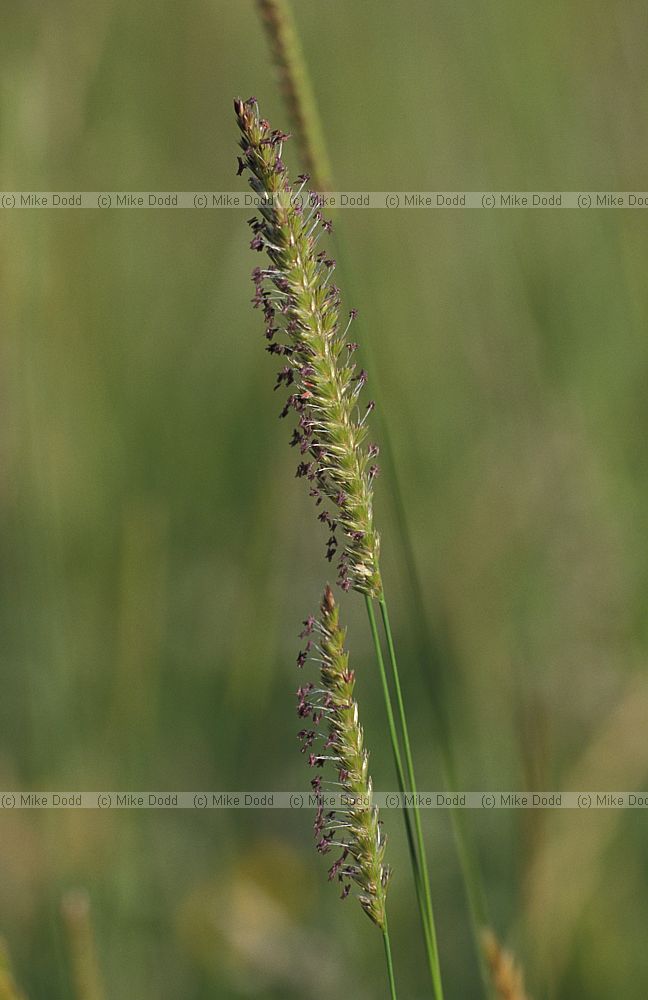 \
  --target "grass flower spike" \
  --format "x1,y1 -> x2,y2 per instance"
297,586 -> 390,928
481,929 -> 532,1000
234,97 -> 382,597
